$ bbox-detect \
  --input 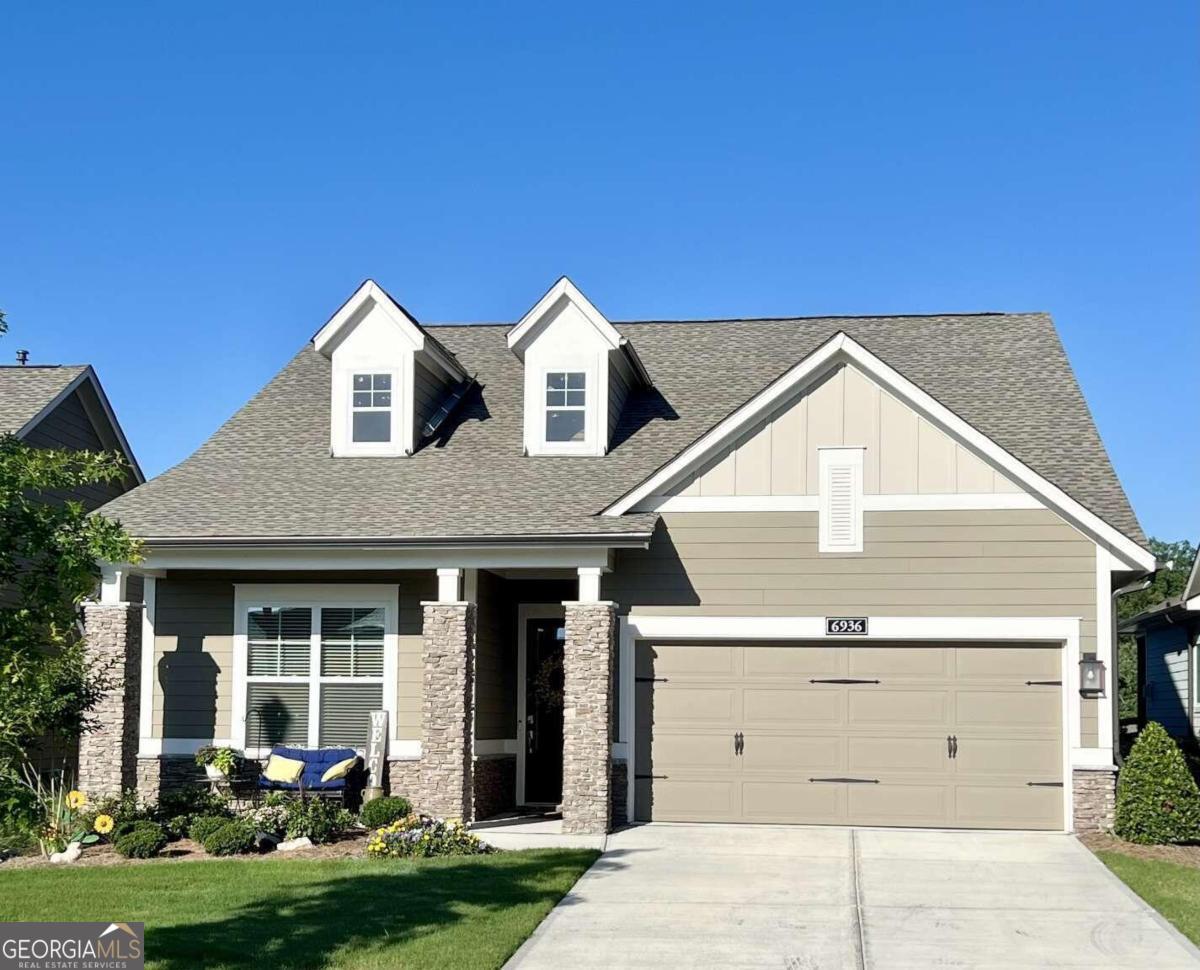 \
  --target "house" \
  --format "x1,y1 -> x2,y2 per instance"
0,360 -> 143,772
87,277 -> 1156,834
1121,549 -> 1200,741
